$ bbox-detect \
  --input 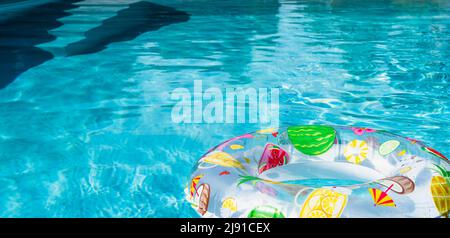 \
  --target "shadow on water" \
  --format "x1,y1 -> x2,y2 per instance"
0,1 -> 190,89
65,1 -> 190,56
0,0 -> 82,89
